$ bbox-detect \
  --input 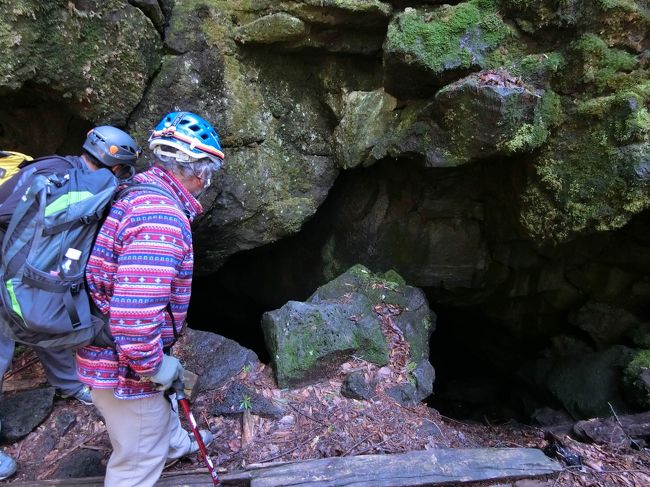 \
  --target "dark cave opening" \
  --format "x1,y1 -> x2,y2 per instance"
187,271 -> 272,364
425,304 -> 558,424
0,85 -> 93,156
185,158 -> 559,424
